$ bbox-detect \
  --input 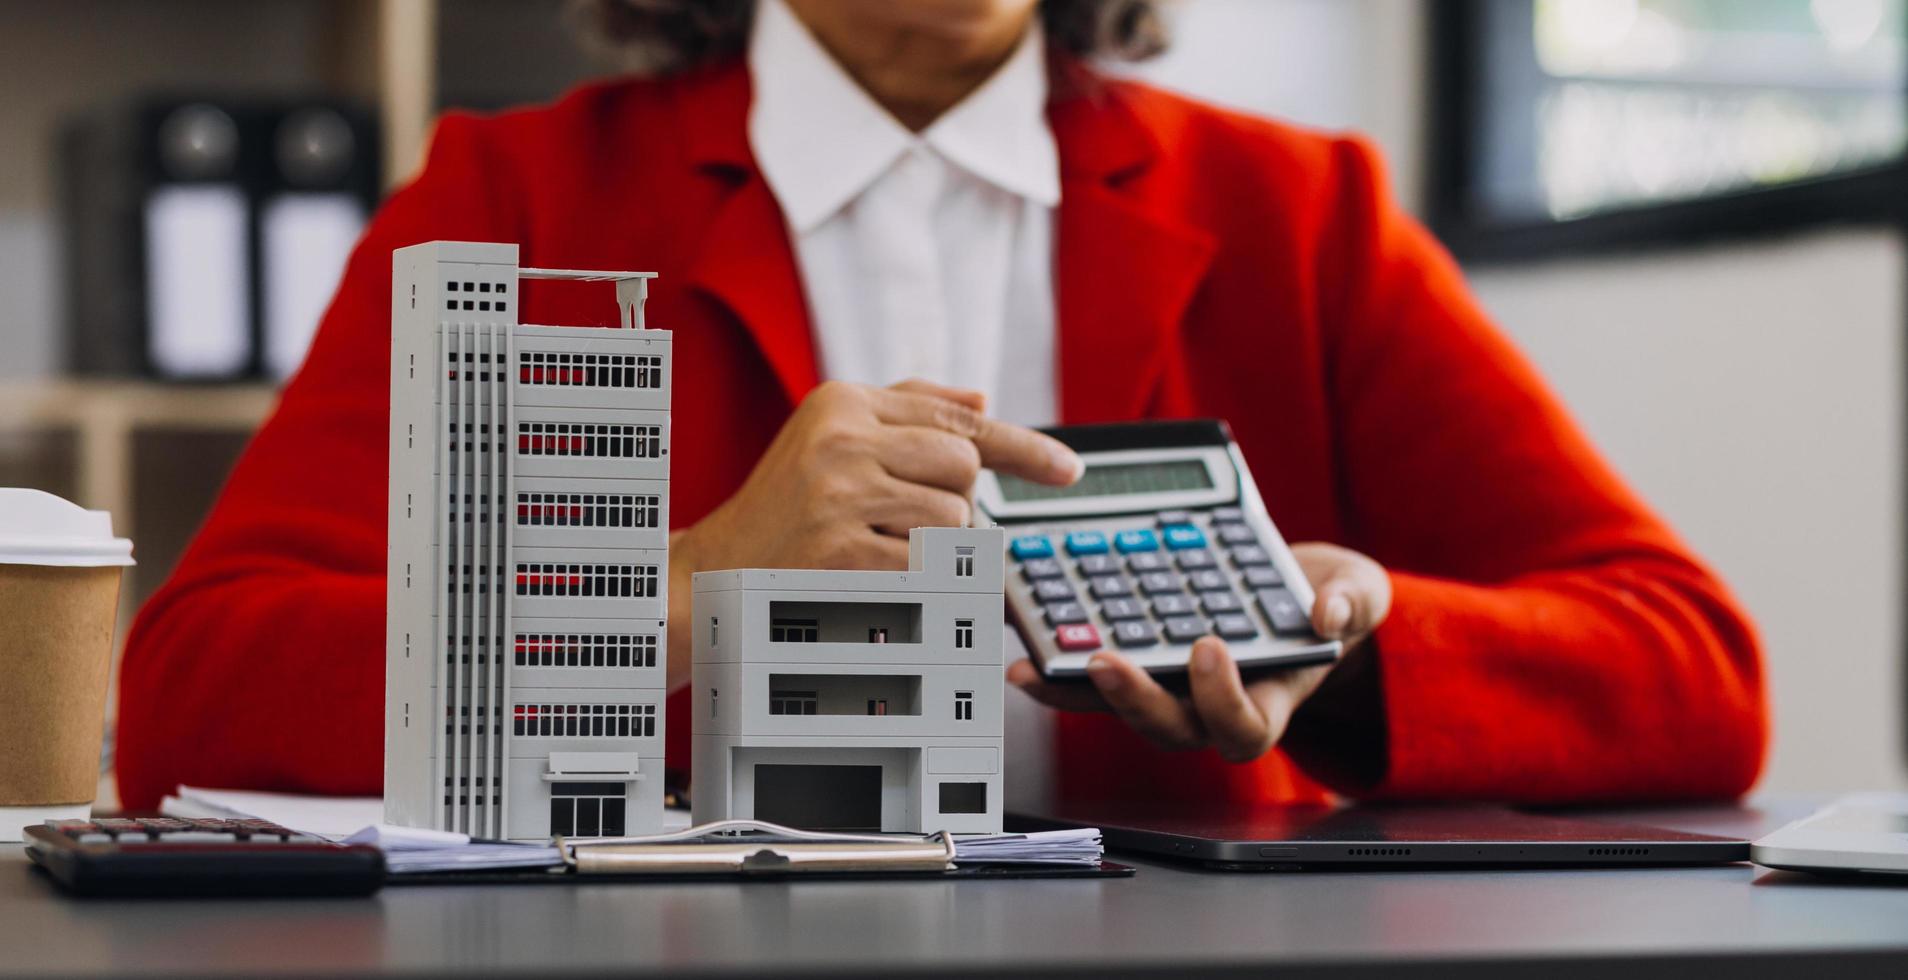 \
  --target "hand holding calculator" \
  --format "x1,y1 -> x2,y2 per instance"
974,420 -> 1341,679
